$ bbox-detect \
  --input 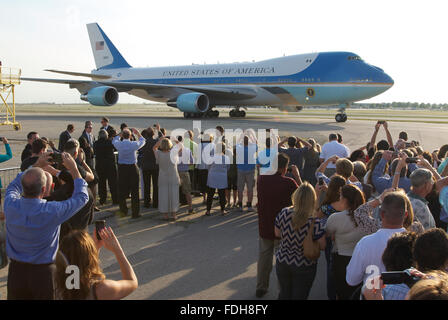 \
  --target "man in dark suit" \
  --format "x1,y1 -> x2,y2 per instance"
100,117 -> 116,138
21,131 -> 39,162
80,120 -> 99,212
58,124 -> 75,151
80,121 -> 95,149
94,129 -> 119,205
